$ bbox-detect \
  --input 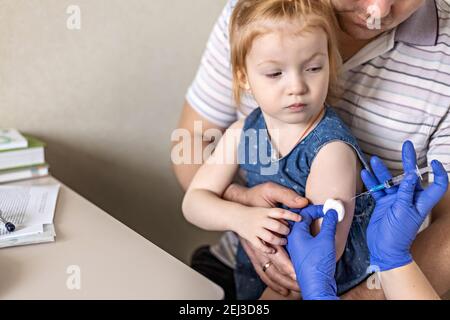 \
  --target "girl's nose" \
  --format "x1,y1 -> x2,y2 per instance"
288,74 -> 307,96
